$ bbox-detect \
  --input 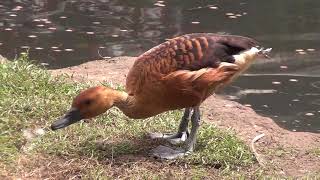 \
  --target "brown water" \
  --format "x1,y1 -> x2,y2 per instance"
0,0 -> 319,132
